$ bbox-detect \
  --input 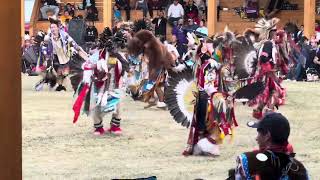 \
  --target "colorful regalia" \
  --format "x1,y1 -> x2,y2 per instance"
71,27 -> 129,135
